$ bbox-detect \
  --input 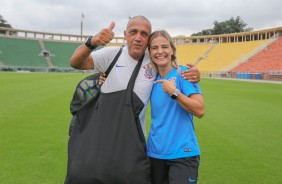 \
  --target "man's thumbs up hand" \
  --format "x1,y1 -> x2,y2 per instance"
90,21 -> 115,46
108,21 -> 115,31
